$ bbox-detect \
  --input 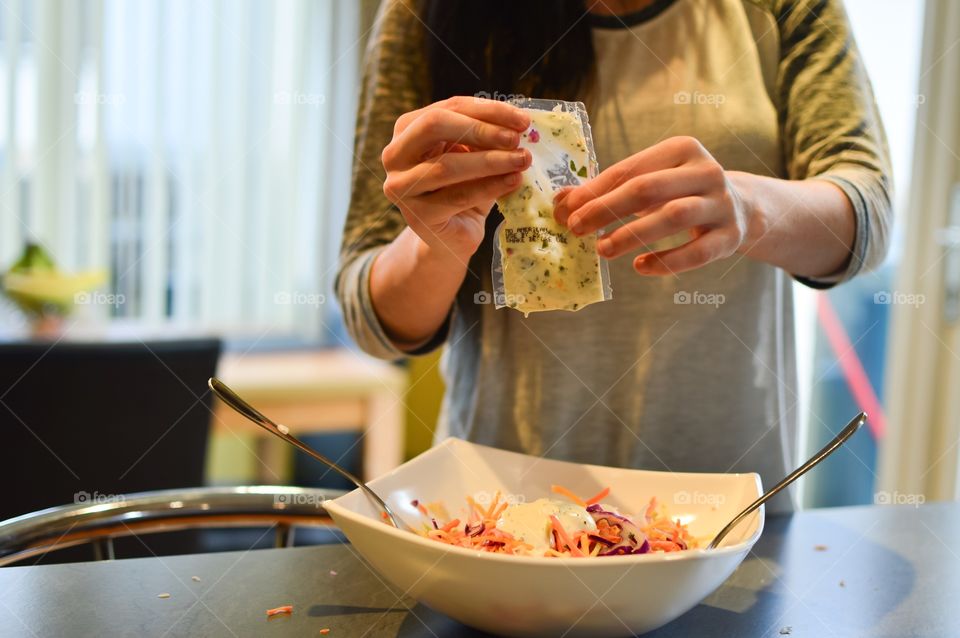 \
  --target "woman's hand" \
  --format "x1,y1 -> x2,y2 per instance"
381,96 -> 532,260
553,136 -> 753,275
